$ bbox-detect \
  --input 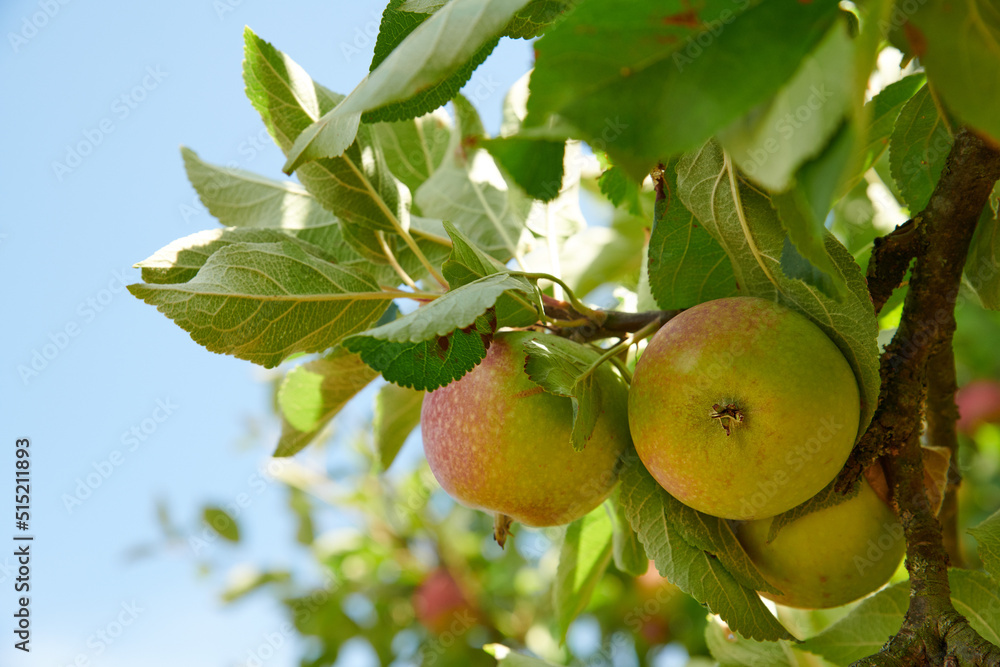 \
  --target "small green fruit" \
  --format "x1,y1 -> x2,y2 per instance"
734,476 -> 904,609
628,296 -> 861,520
421,331 -> 630,527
